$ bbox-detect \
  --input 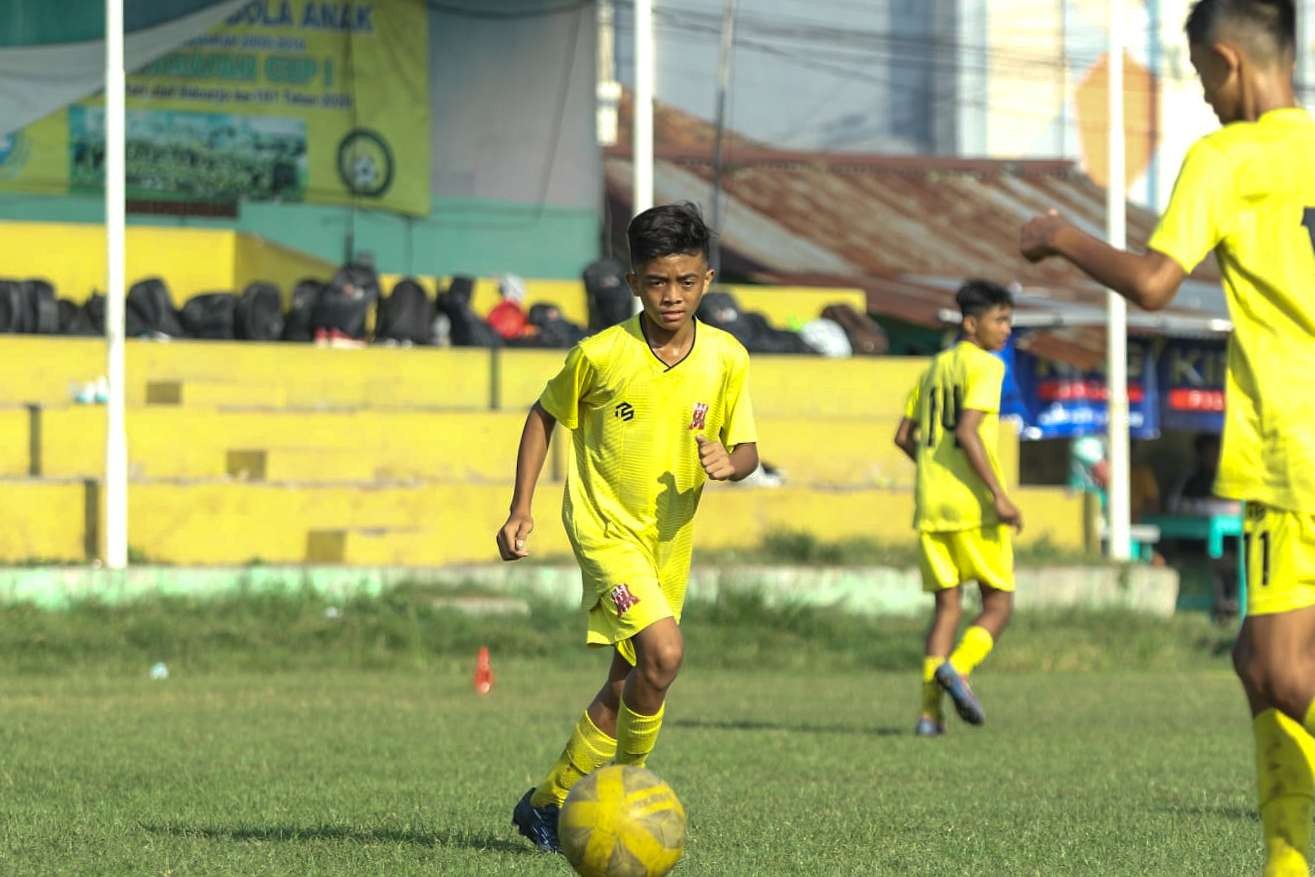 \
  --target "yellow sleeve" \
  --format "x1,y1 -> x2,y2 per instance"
538,345 -> 594,429
1147,139 -> 1235,273
963,353 -> 1003,413
720,349 -> 757,448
